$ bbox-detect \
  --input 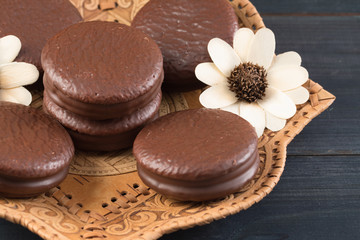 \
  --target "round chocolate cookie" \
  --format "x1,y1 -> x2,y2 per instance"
133,109 -> 259,201
0,102 -> 74,198
43,91 -> 162,151
132,0 -> 239,91
0,0 -> 82,71
42,21 -> 163,120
